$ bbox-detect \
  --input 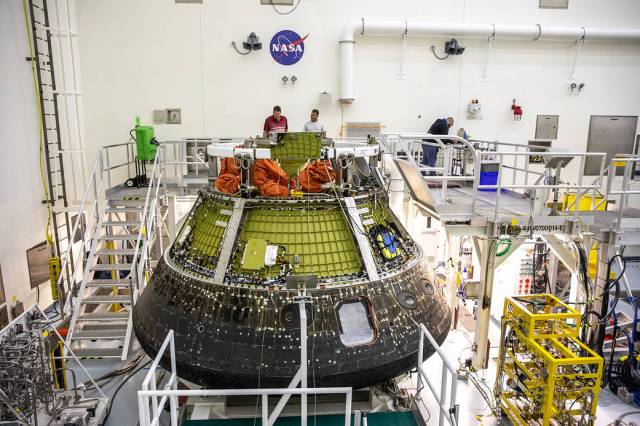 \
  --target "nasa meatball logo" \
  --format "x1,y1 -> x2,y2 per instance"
270,29 -> 308,66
